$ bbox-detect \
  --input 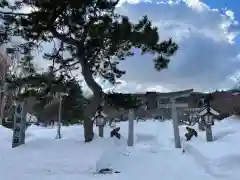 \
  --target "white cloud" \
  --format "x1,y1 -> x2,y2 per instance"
113,0 -> 240,92
183,0 -> 209,11
225,10 -> 234,20
82,78 -> 170,97
104,80 -> 171,93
